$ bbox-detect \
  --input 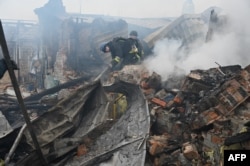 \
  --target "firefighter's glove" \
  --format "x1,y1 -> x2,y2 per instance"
133,54 -> 141,63
129,45 -> 138,54
111,60 -> 118,67
111,56 -> 121,67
